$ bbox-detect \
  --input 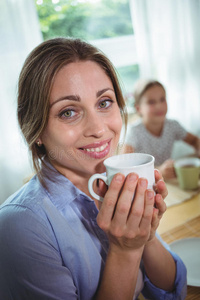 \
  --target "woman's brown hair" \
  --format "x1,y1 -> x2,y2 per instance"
17,37 -> 127,178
